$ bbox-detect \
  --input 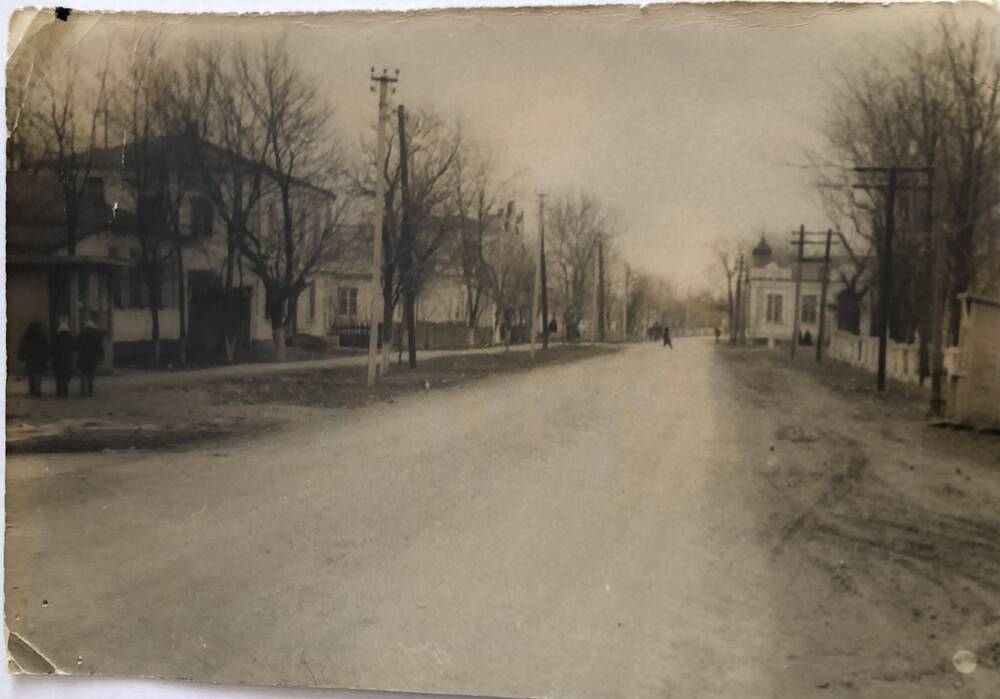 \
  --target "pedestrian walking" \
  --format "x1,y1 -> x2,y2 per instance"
17,322 -> 49,398
77,316 -> 105,397
52,319 -> 76,399
662,325 -> 673,350
547,317 -> 558,336
714,326 -> 721,344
